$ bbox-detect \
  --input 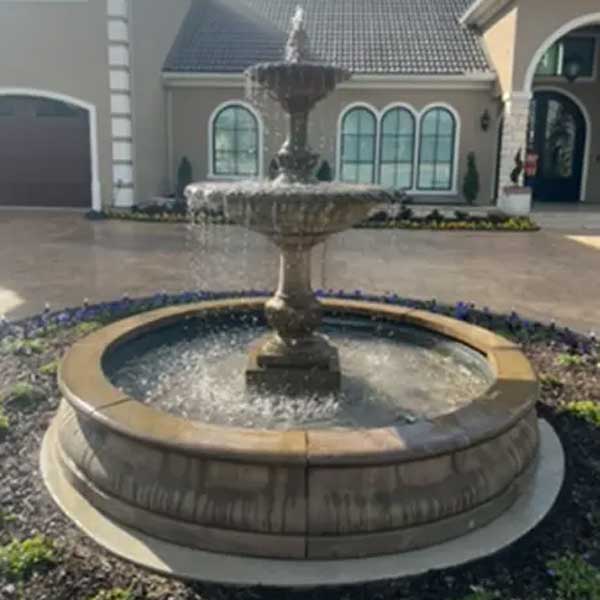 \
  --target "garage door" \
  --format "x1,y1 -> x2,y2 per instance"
0,95 -> 91,207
